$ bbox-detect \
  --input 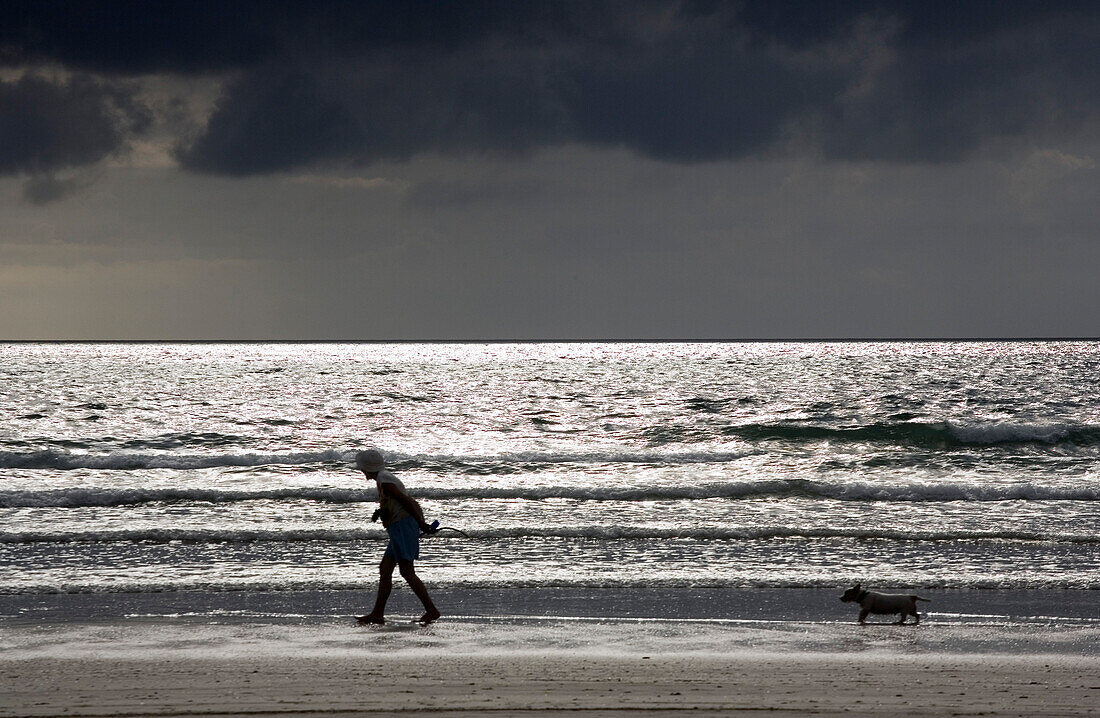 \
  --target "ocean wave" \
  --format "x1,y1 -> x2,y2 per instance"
0,447 -> 757,472
0,448 -> 352,471
2,526 -> 1097,545
5,574 -> 1100,595
119,432 -> 256,450
3,478 -> 1099,508
946,421 -> 1099,444
0,528 -> 384,544
722,420 -> 1100,447
0,487 -> 374,508
3,420 -> 1096,475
